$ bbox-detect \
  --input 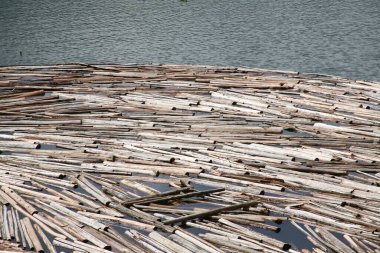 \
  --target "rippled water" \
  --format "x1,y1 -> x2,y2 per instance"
1,0 -> 379,80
